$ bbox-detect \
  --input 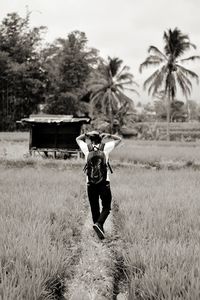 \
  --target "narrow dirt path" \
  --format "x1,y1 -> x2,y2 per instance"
66,211 -> 115,300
